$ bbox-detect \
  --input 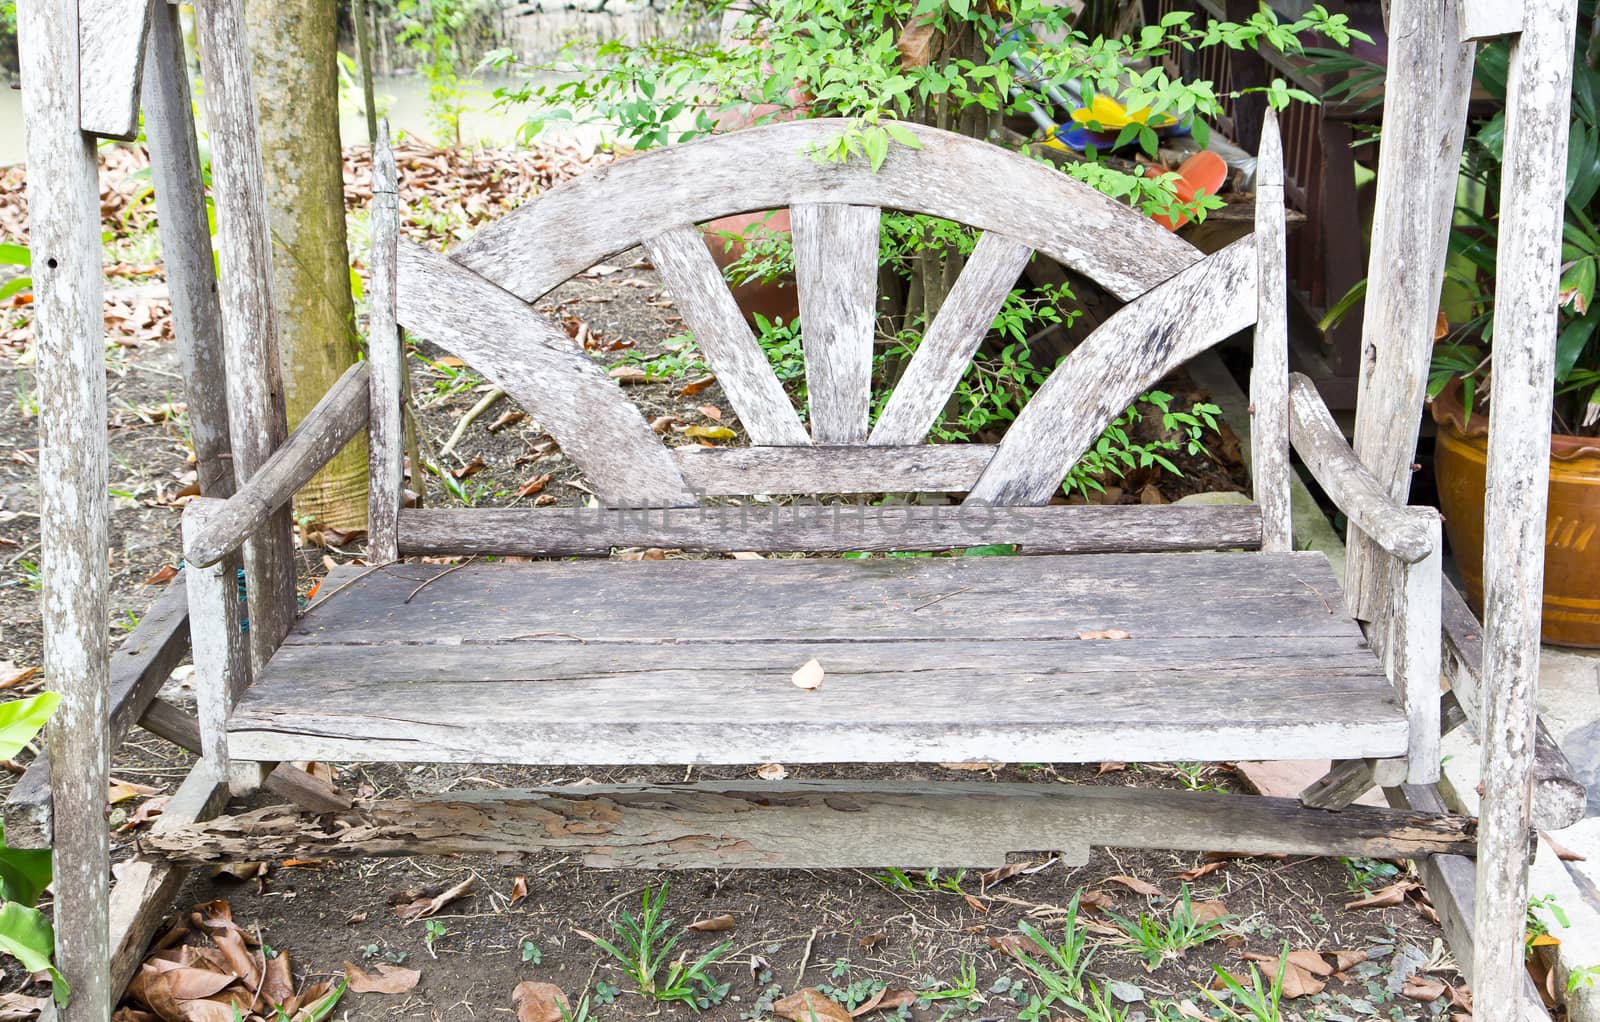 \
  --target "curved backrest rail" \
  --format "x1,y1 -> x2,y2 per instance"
397,242 -> 698,507
451,119 -> 1203,306
674,444 -> 997,495
870,231 -> 1036,446
644,225 -> 811,446
792,203 -> 880,443
969,237 -> 1260,506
